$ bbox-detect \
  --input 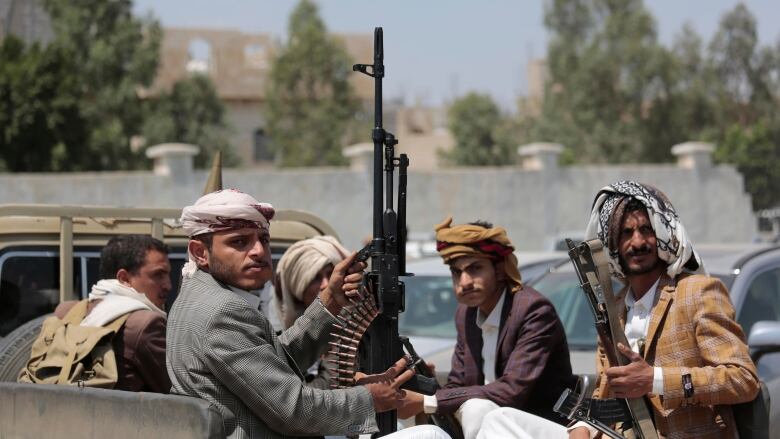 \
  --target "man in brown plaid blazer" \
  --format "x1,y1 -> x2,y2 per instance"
569,181 -> 760,439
